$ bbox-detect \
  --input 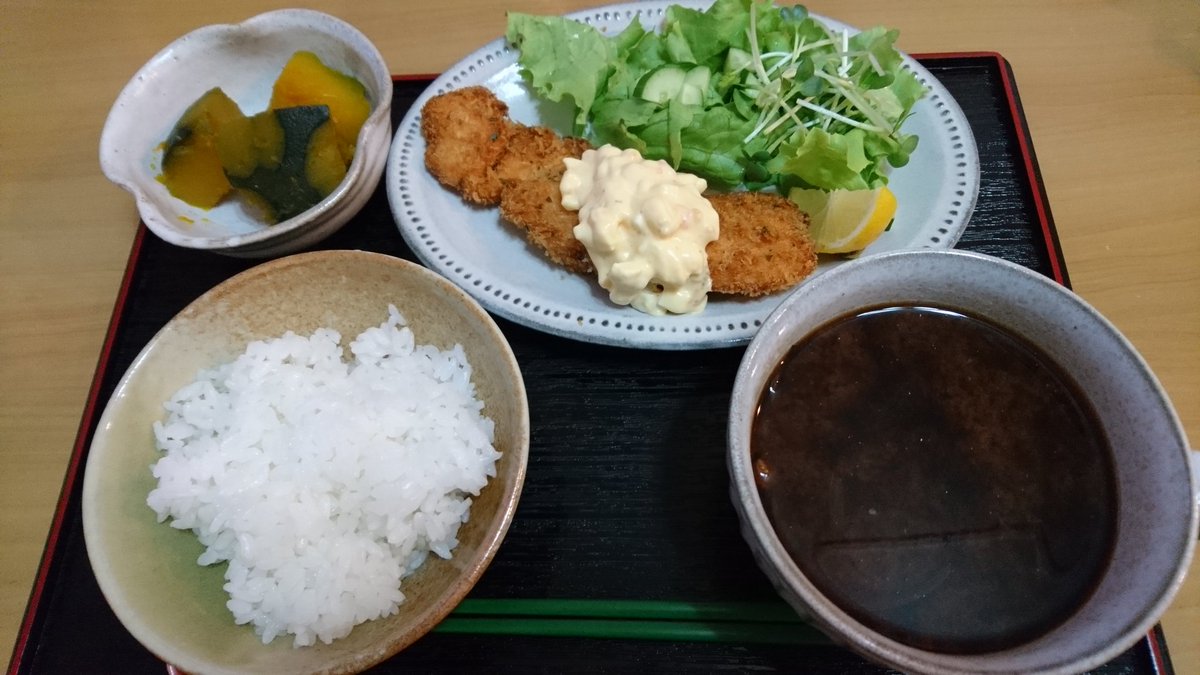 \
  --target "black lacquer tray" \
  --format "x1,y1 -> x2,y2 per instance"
10,54 -> 1175,674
